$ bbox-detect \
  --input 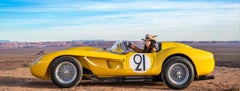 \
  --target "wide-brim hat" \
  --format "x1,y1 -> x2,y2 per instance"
141,34 -> 157,42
